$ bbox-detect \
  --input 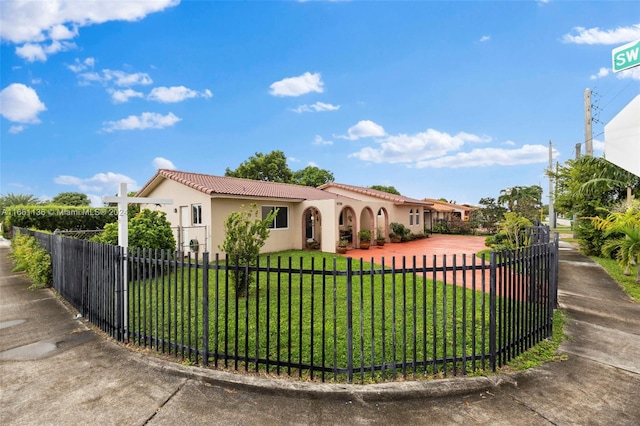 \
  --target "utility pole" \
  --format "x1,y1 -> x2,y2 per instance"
575,143 -> 581,160
548,140 -> 556,228
584,88 -> 593,156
